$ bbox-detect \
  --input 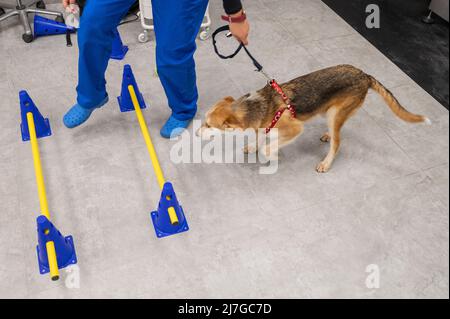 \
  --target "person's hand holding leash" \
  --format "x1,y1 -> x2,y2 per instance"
223,9 -> 250,45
